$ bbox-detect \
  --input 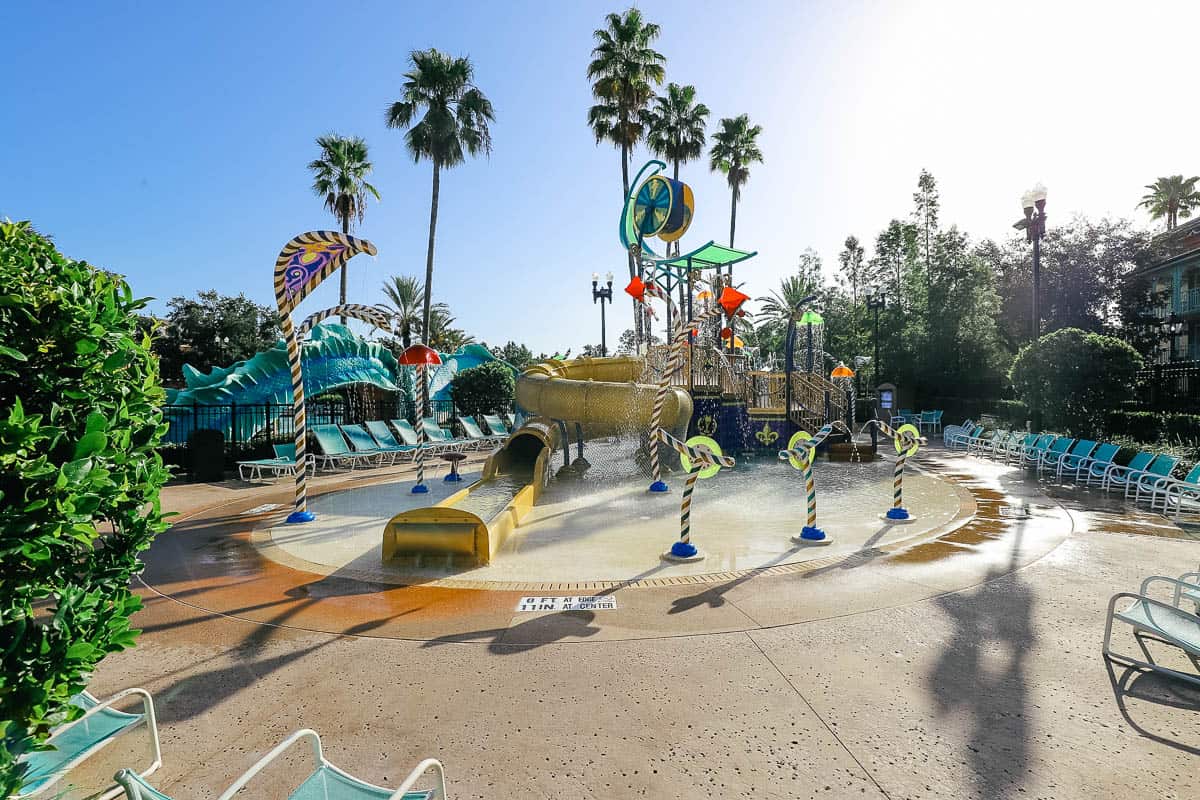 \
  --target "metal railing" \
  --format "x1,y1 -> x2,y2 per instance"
1135,359 -> 1200,410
